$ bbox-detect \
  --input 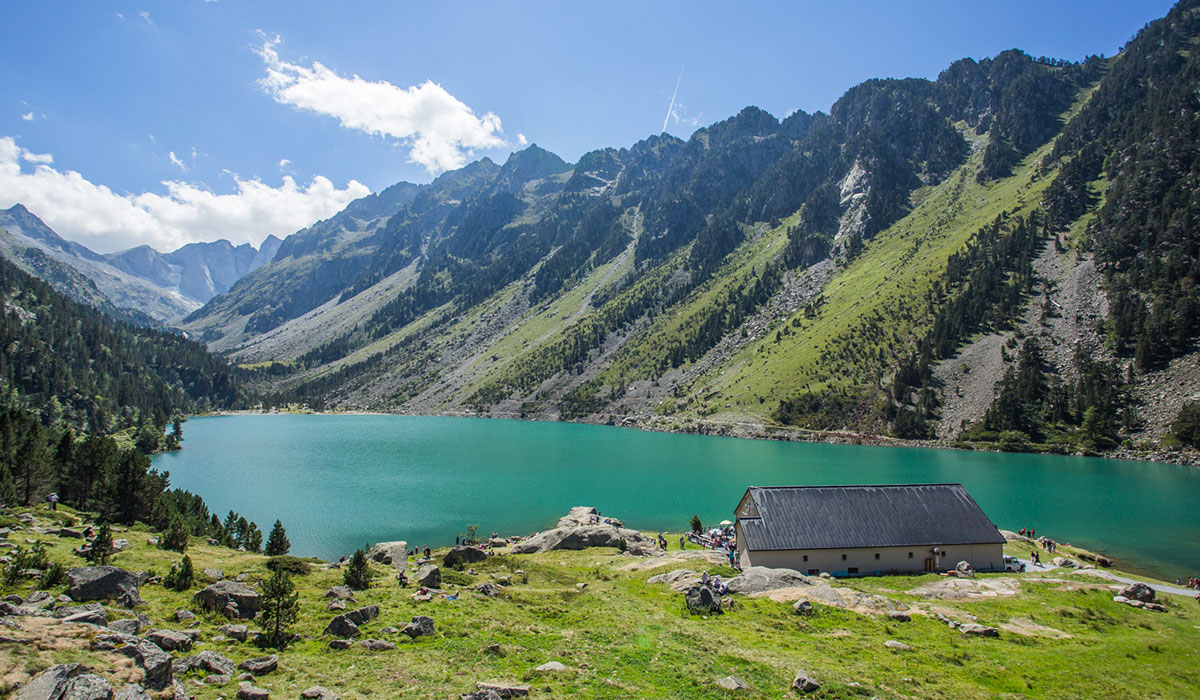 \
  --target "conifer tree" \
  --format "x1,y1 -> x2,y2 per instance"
258,569 -> 299,648
164,554 -> 194,591
264,520 -> 291,557
343,548 -> 372,590
87,523 -> 113,565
